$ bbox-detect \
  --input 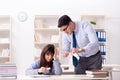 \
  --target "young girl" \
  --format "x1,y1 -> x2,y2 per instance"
26,44 -> 62,75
